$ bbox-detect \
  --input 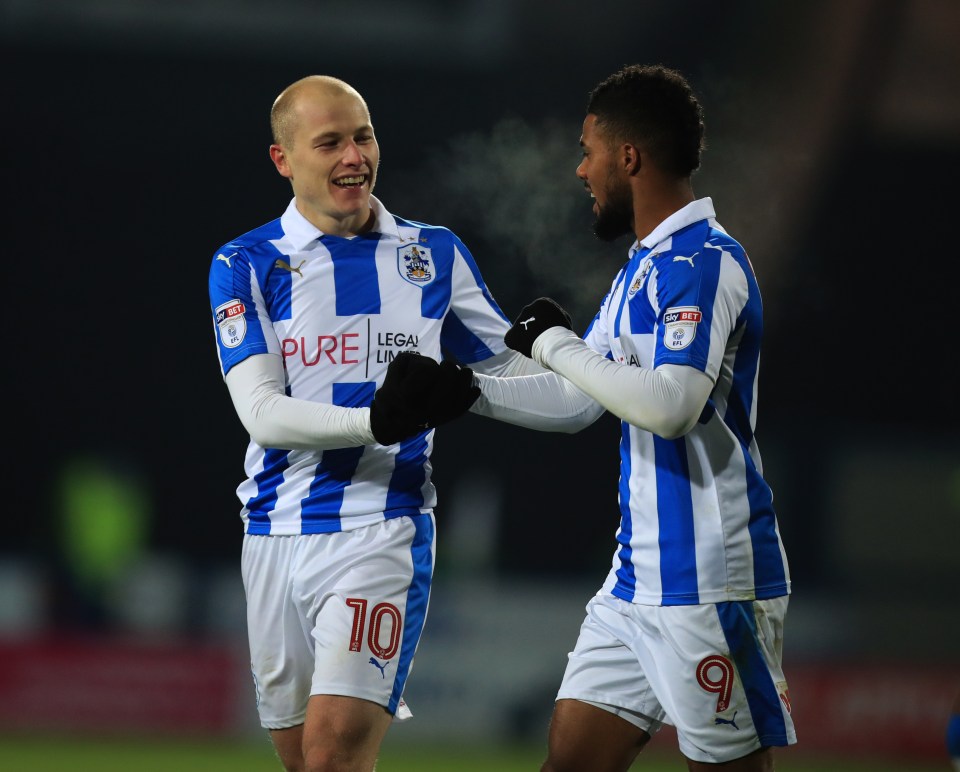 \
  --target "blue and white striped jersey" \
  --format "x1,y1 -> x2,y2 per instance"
209,196 -> 512,535
582,198 -> 790,606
